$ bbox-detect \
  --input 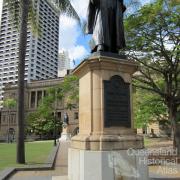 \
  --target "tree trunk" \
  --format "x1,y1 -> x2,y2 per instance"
7,110 -> 10,143
169,103 -> 180,156
172,122 -> 180,157
16,0 -> 30,164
